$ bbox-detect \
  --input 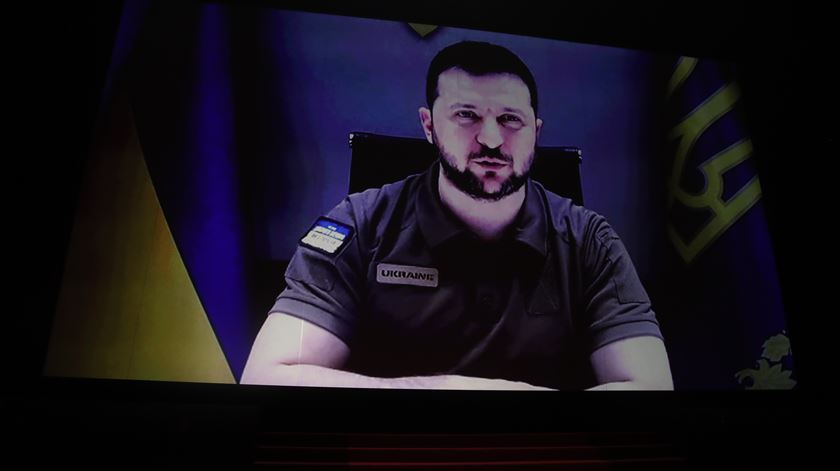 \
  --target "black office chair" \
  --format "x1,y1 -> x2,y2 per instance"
348,132 -> 584,205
